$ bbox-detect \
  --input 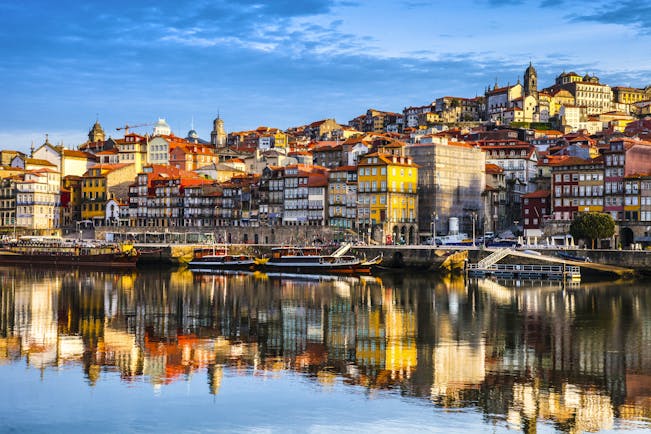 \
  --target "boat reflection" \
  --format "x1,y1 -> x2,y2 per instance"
0,266 -> 649,432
